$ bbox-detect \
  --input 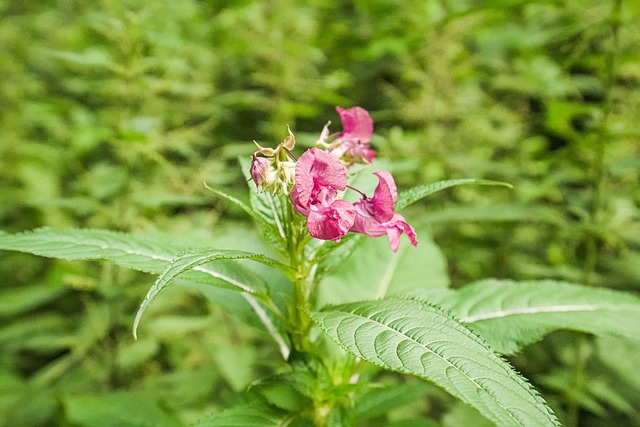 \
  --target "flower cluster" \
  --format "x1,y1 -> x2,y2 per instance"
250,107 -> 417,252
